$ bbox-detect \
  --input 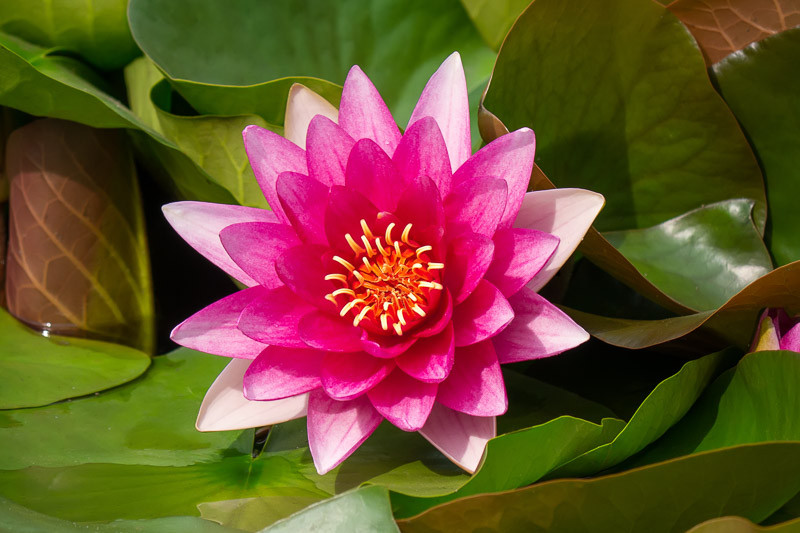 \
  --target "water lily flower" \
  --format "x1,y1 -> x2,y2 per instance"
163,53 -> 604,475
751,308 -> 800,352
